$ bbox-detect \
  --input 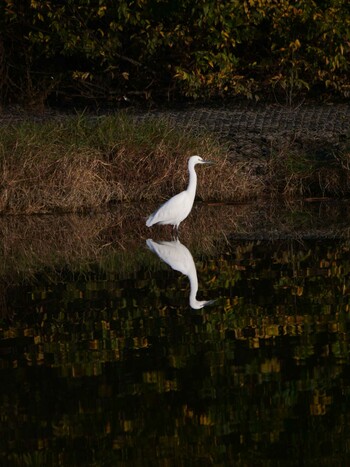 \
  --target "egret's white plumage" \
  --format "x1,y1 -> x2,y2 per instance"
146,238 -> 215,309
146,155 -> 212,231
